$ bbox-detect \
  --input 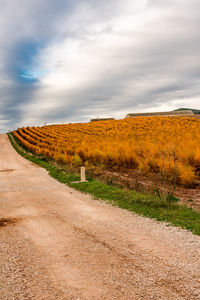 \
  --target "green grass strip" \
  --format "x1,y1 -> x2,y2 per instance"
8,133 -> 200,235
